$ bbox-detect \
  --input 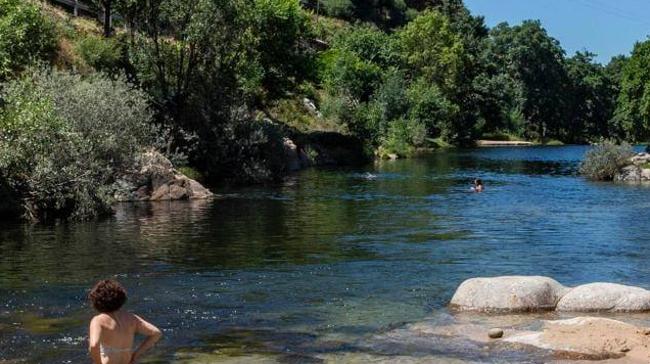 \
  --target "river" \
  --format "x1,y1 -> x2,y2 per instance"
2,145 -> 650,363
